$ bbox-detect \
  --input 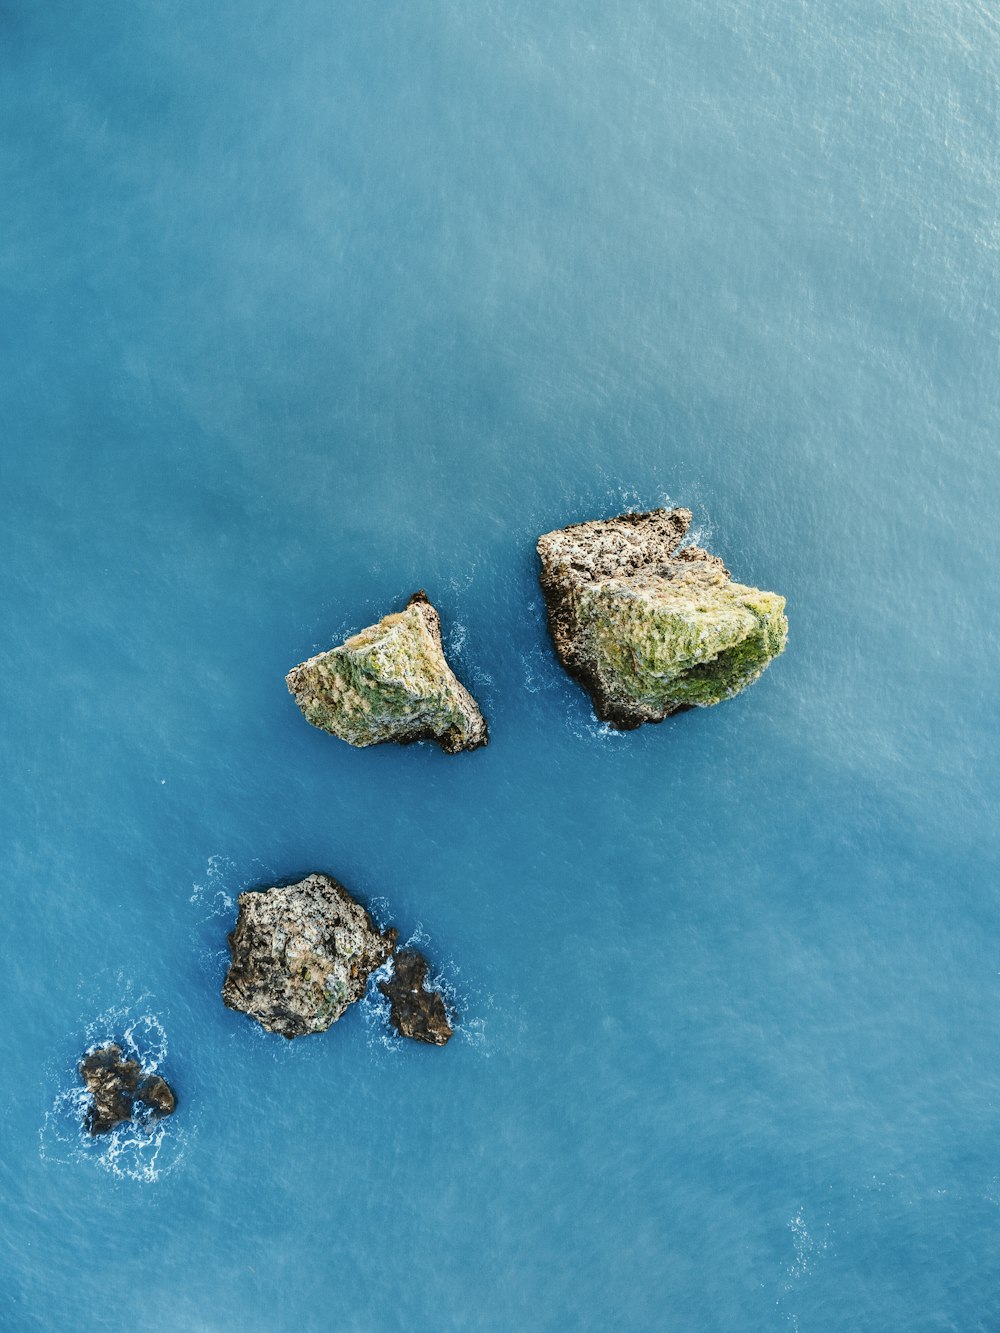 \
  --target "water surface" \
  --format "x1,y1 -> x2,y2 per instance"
2,1 -> 999,1328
